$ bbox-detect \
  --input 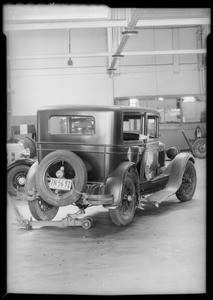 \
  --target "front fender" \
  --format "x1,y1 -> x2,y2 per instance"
105,161 -> 136,206
22,160 -> 38,200
147,152 -> 195,203
7,158 -> 35,172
